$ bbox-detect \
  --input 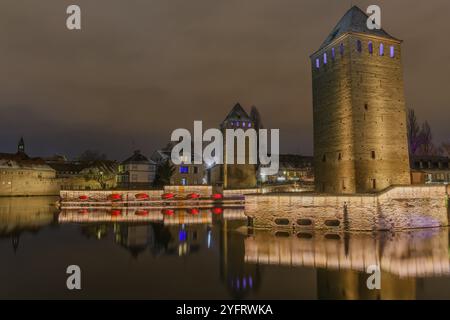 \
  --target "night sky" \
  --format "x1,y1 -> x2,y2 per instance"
1,0 -> 449,161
